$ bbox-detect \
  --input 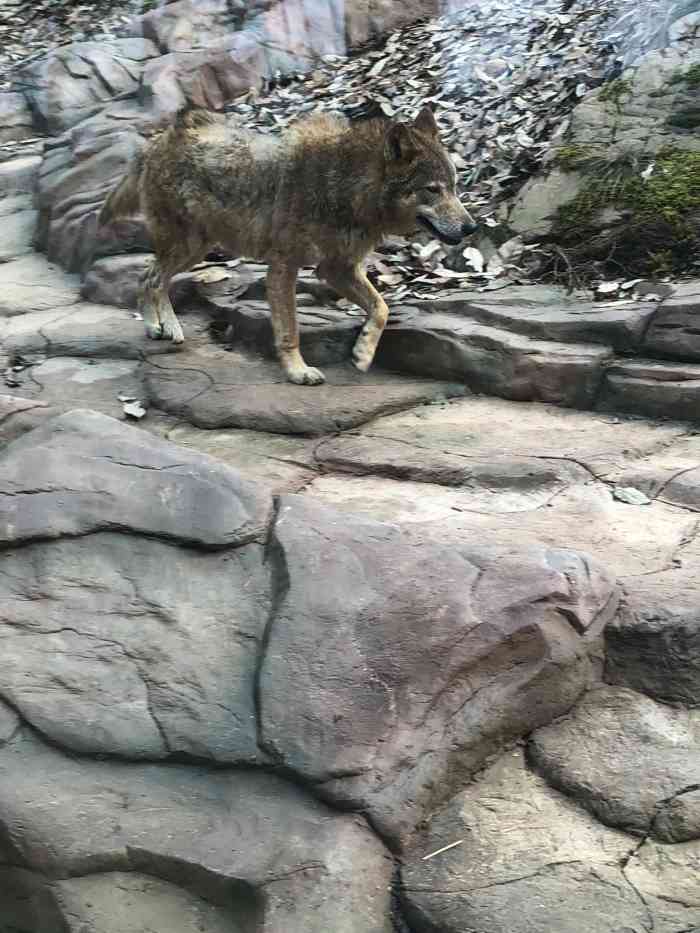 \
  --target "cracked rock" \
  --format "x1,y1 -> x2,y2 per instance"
0,728 -> 394,932
0,408 -> 272,547
0,532 -> 270,762
259,494 -> 614,847
529,685 -> 700,842
401,748 -> 648,933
